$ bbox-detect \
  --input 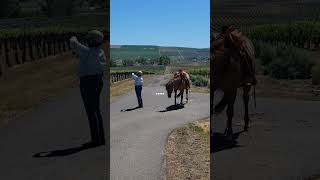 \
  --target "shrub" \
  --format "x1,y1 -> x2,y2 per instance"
260,43 -> 276,66
190,75 -> 209,87
266,49 -> 314,79
252,40 -> 263,58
